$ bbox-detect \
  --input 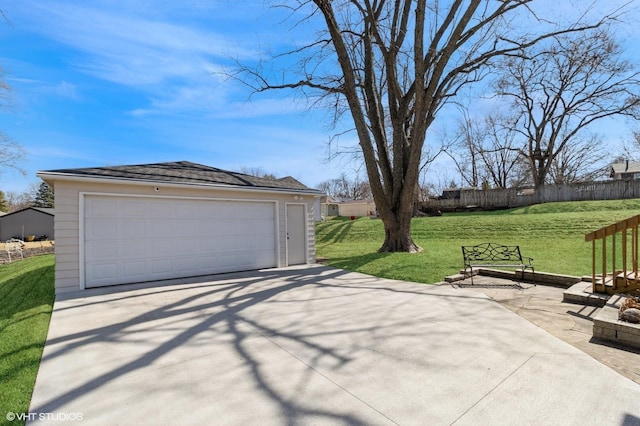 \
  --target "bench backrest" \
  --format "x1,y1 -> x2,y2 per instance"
5,239 -> 25,254
462,243 -> 523,262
